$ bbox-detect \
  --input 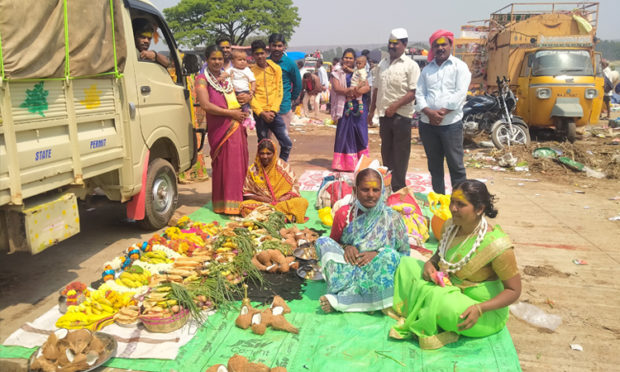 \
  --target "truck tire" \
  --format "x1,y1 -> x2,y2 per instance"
566,120 -> 577,143
491,122 -> 530,149
139,158 -> 178,230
